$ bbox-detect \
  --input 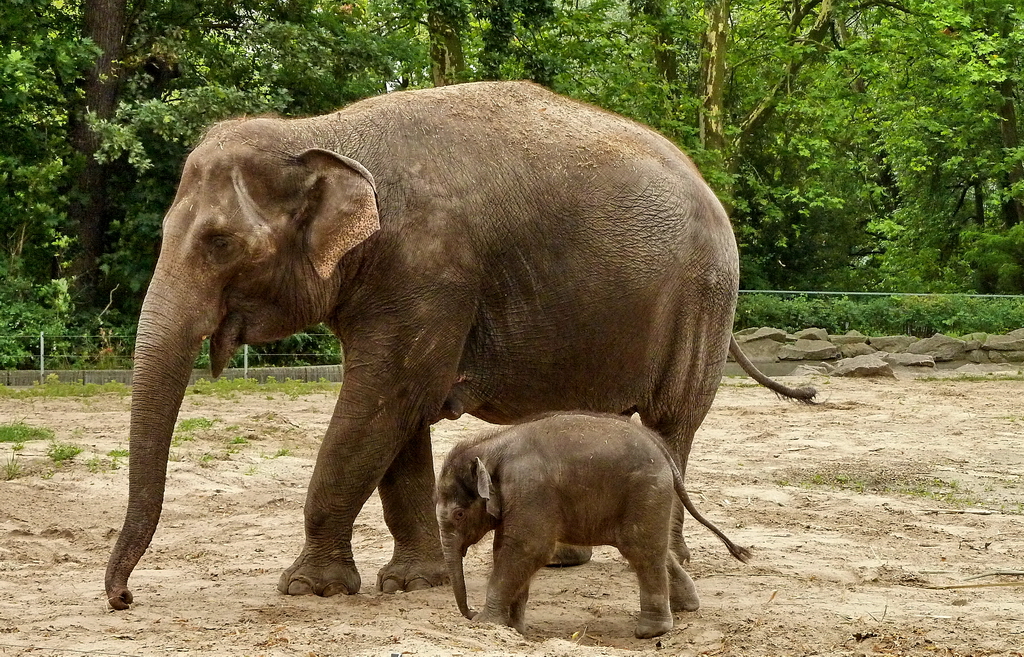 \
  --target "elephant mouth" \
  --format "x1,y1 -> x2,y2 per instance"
209,313 -> 246,378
